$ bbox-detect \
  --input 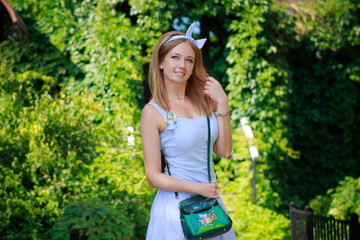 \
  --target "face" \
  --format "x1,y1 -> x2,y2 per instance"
160,42 -> 195,84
